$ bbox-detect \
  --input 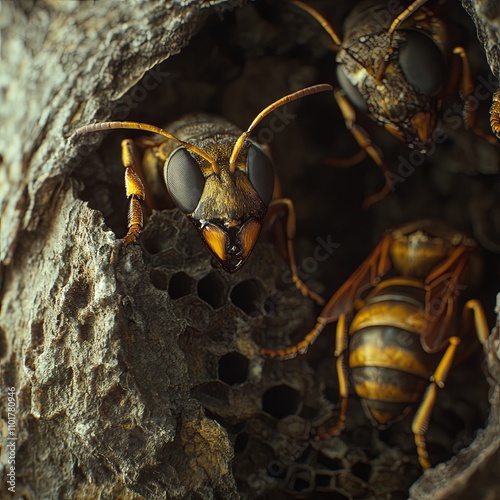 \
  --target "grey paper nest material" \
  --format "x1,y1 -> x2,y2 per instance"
1,0 -> 500,499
